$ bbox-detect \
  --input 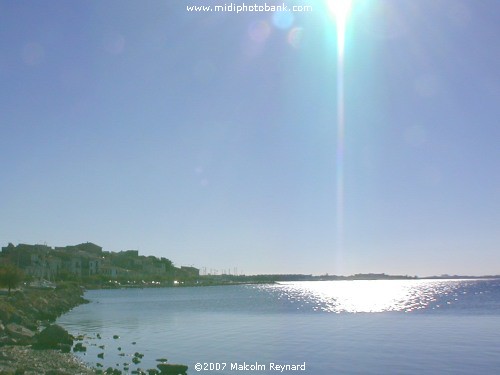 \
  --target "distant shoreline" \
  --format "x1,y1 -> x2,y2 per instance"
3,241 -> 497,290
82,274 -> 500,291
